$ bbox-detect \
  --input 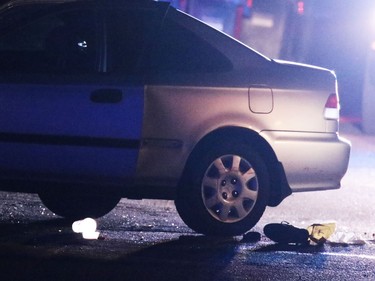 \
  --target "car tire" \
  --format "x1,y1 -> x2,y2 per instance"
38,189 -> 121,219
175,142 -> 270,236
